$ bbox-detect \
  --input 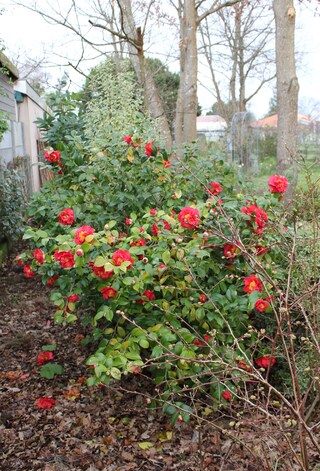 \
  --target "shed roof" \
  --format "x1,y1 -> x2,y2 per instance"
0,51 -> 19,80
